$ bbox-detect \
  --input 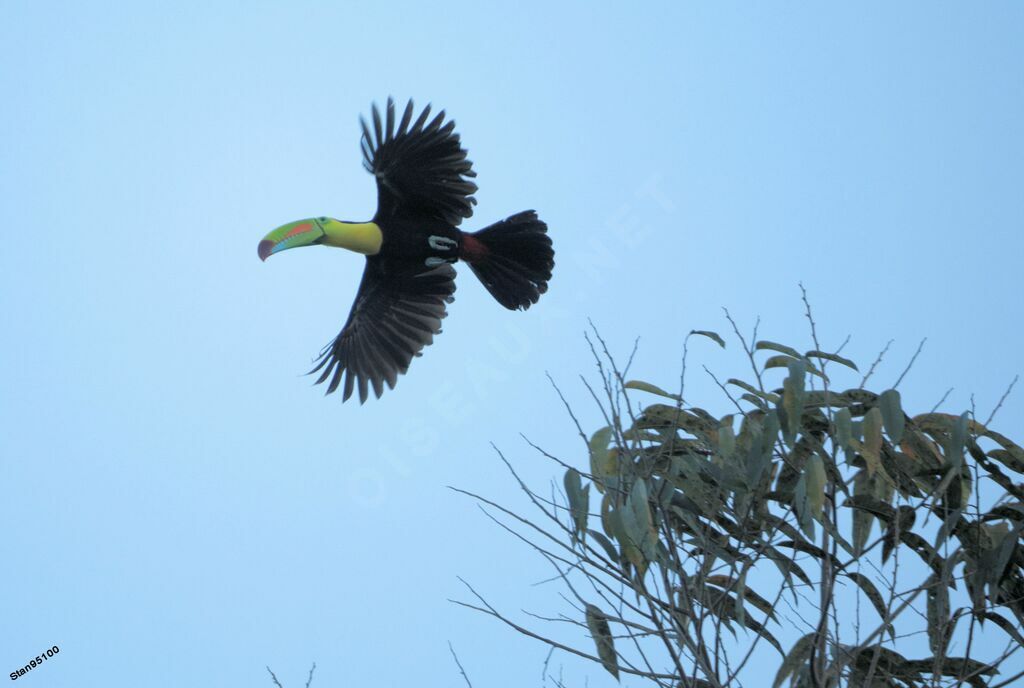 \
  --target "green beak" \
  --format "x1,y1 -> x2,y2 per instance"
258,218 -> 327,261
